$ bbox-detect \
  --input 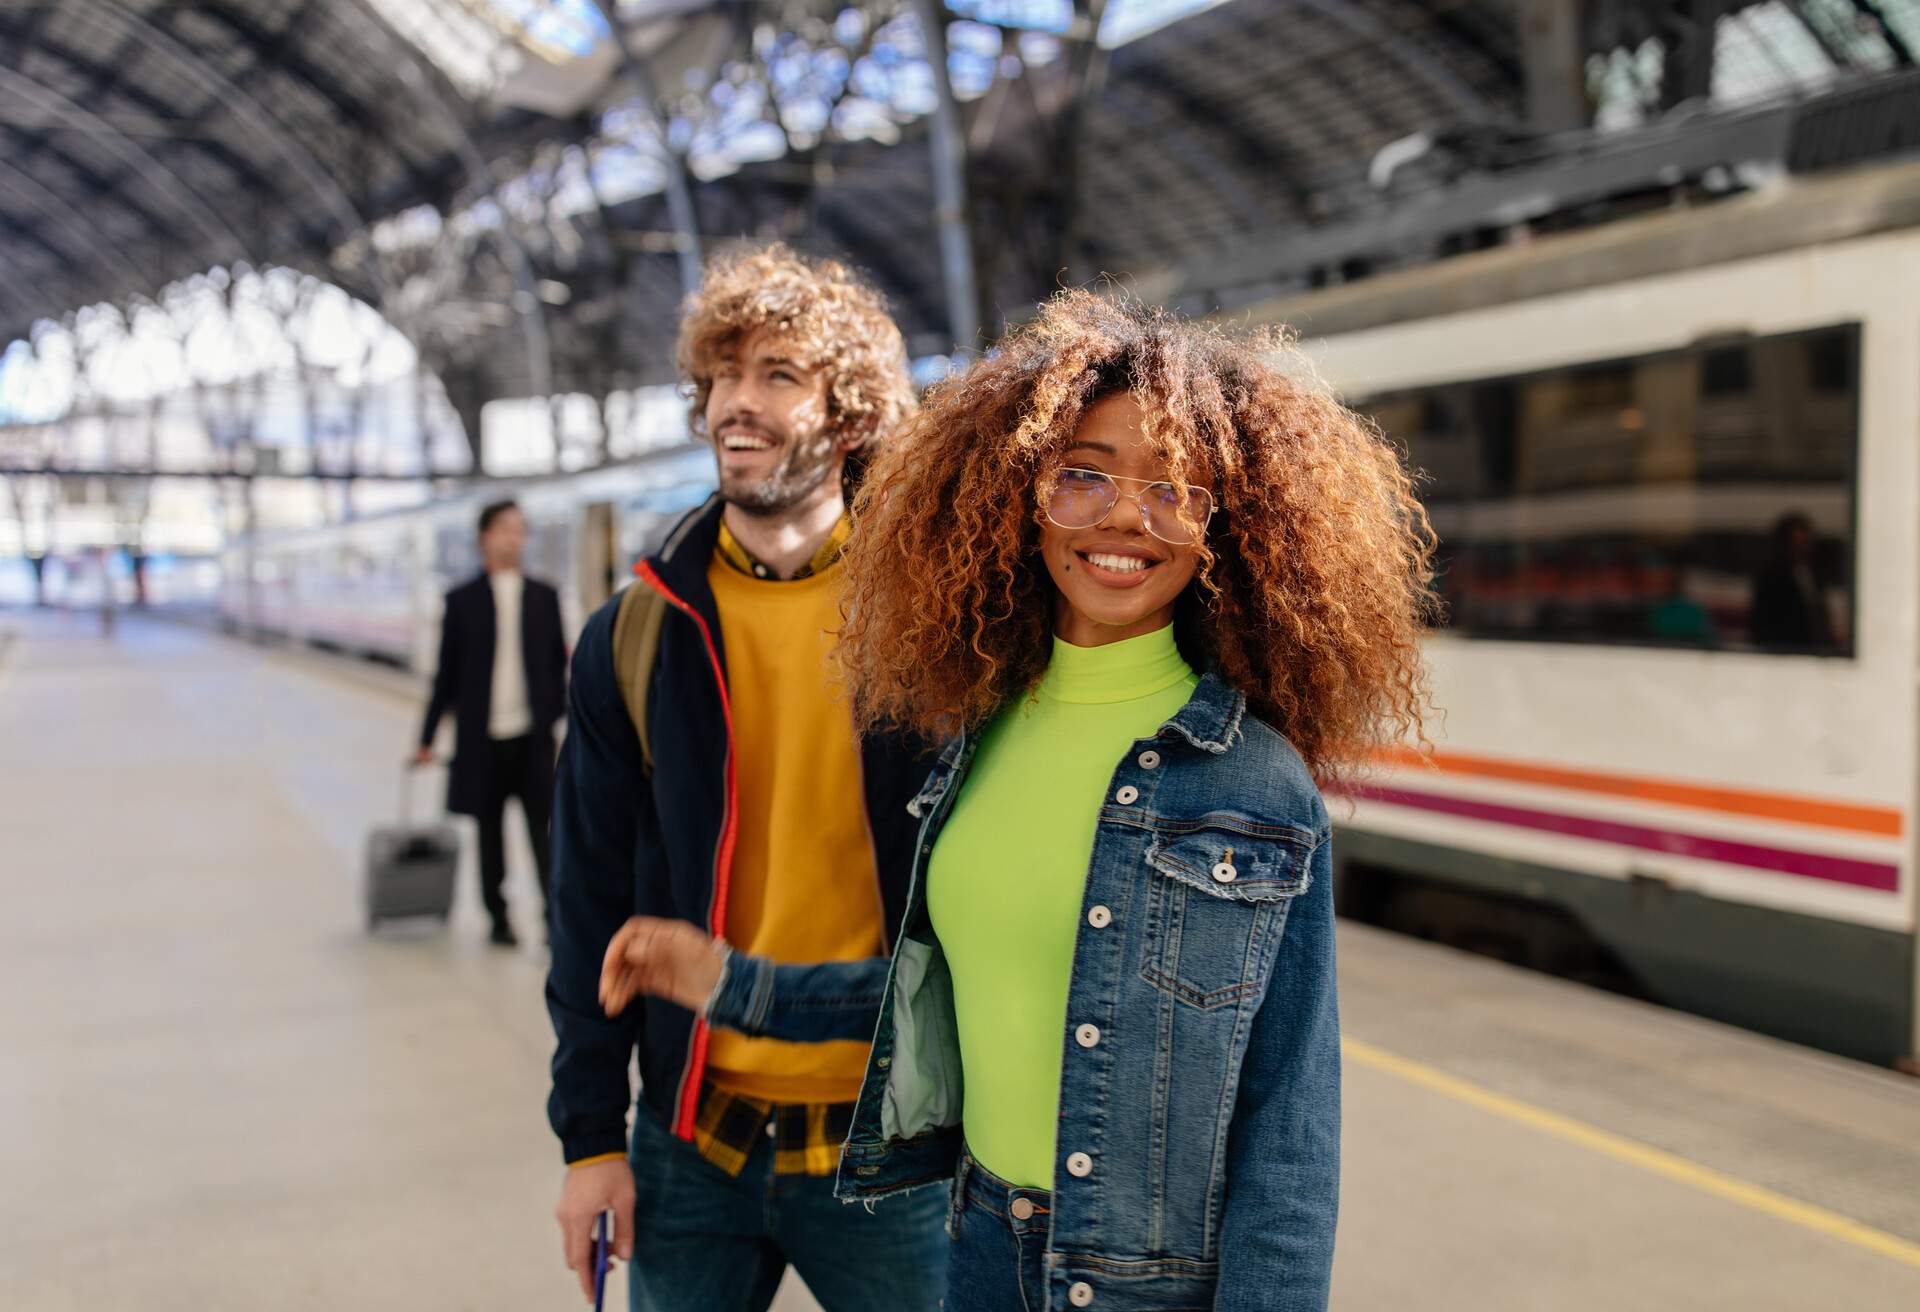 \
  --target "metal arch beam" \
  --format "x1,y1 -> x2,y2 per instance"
2,0 -> 55,66
0,41 -> 263,282
69,0 -> 383,292
1119,64 -> 1317,220
819,190 -> 947,336
1073,106 -> 1211,259
1416,0 -> 1524,90
1289,0 -> 1506,124
0,18 -> 287,216
185,1 -> 454,207
336,0 -> 553,405
0,62 -> 251,265
593,0 -> 704,297
1156,6 -> 1394,147
0,212 -> 112,312
1085,85 -> 1276,240
0,122 -> 193,260
1052,0 -> 1111,283
909,0 -> 982,355
0,154 -> 151,290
